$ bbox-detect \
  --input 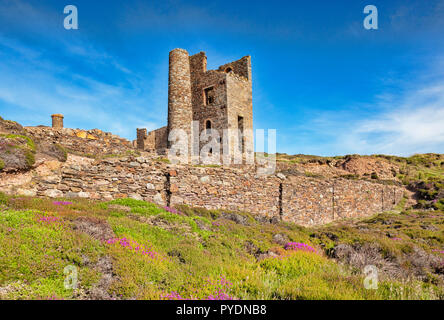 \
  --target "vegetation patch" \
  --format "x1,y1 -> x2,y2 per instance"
0,173 -> 442,300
